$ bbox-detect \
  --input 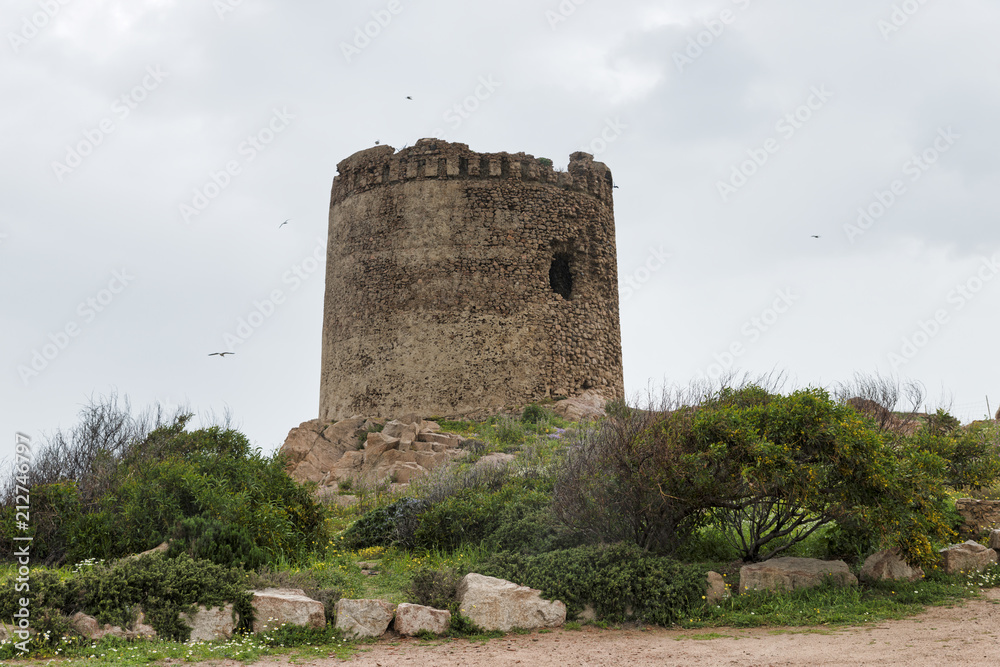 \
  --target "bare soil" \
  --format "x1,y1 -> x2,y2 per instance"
250,588 -> 1000,667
